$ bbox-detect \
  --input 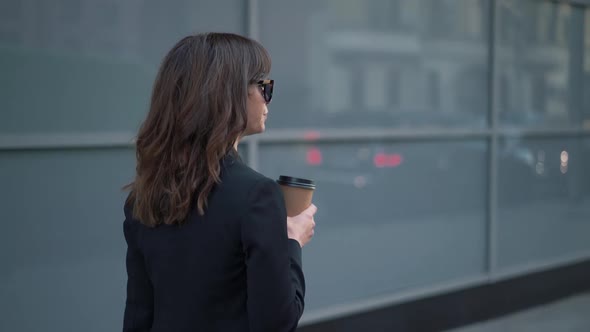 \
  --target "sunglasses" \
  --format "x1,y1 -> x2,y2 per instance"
256,79 -> 274,104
